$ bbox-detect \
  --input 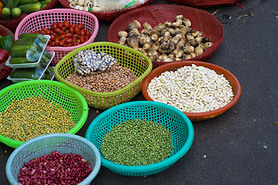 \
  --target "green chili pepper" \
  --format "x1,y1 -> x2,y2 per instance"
0,35 -> 15,52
